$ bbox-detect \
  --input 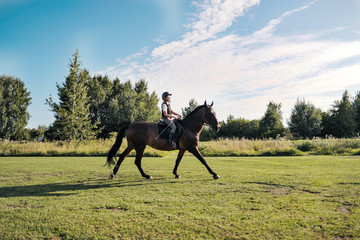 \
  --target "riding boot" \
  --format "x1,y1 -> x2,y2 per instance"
168,132 -> 175,147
